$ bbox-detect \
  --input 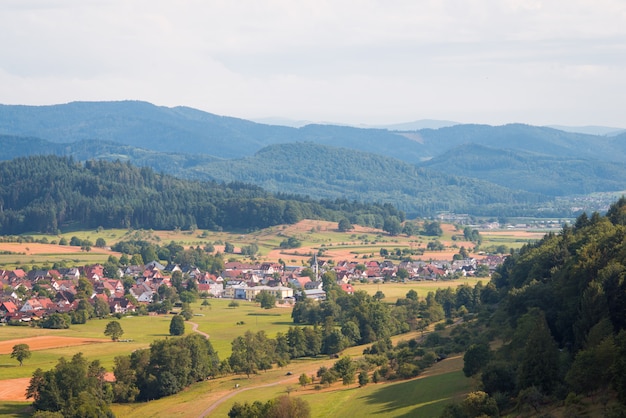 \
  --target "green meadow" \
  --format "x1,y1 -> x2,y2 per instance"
0,298 -> 293,380
351,278 -> 484,303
